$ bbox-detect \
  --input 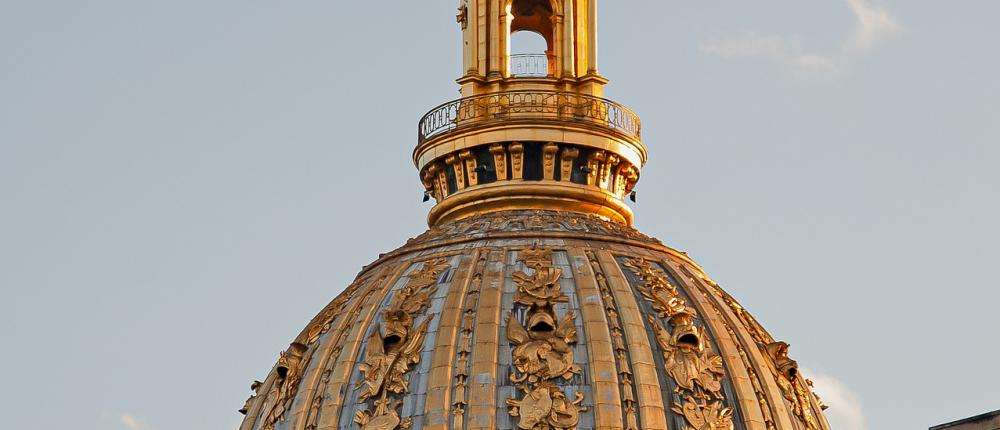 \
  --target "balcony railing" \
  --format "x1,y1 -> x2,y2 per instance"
510,54 -> 549,77
417,90 -> 642,145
